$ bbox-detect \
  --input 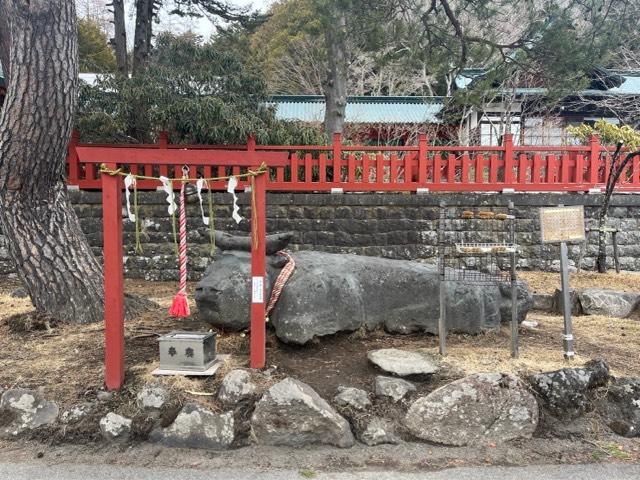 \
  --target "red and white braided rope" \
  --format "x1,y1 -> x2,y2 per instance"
265,251 -> 295,319
177,180 -> 188,297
